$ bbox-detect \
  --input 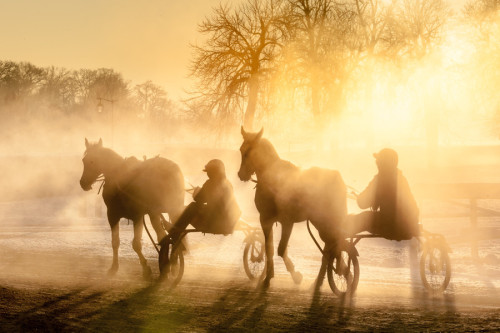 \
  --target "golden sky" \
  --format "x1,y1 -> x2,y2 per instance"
0,0 -> 224,99
0,0 -> 467,100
